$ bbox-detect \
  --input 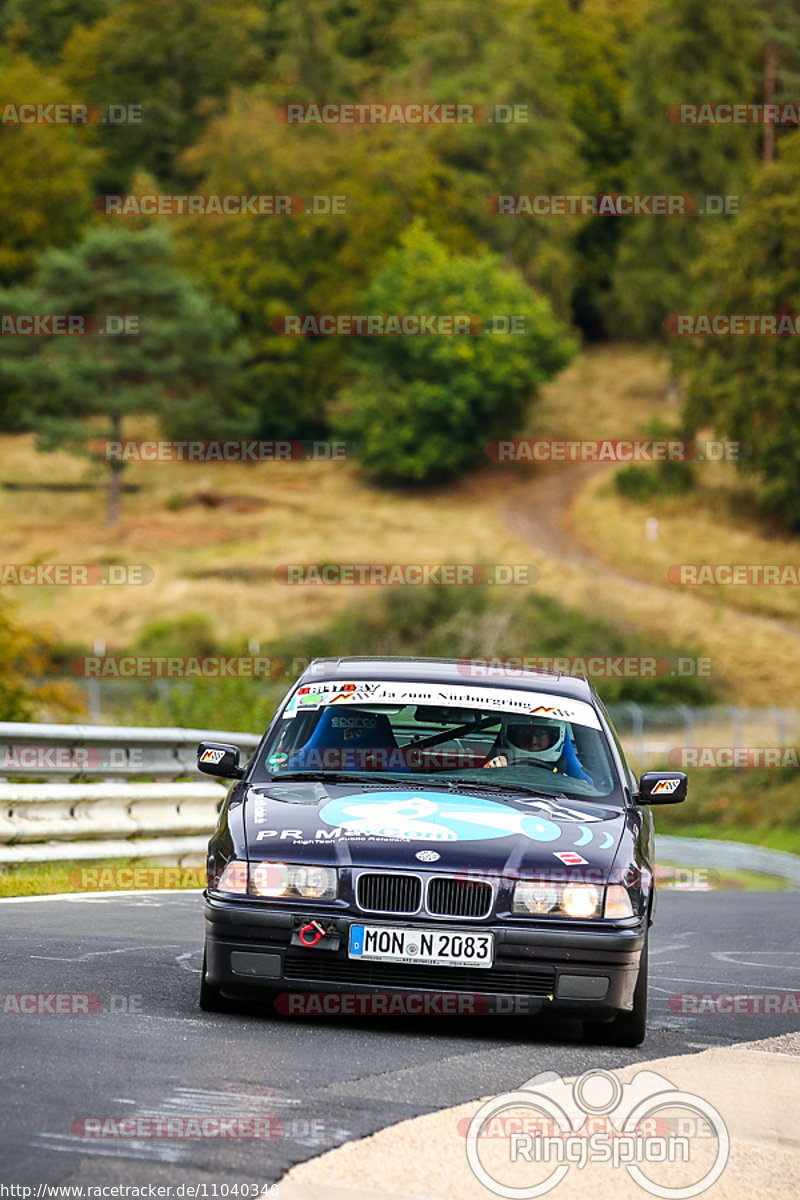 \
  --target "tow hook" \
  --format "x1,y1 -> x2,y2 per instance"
298,920 -> 327,947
